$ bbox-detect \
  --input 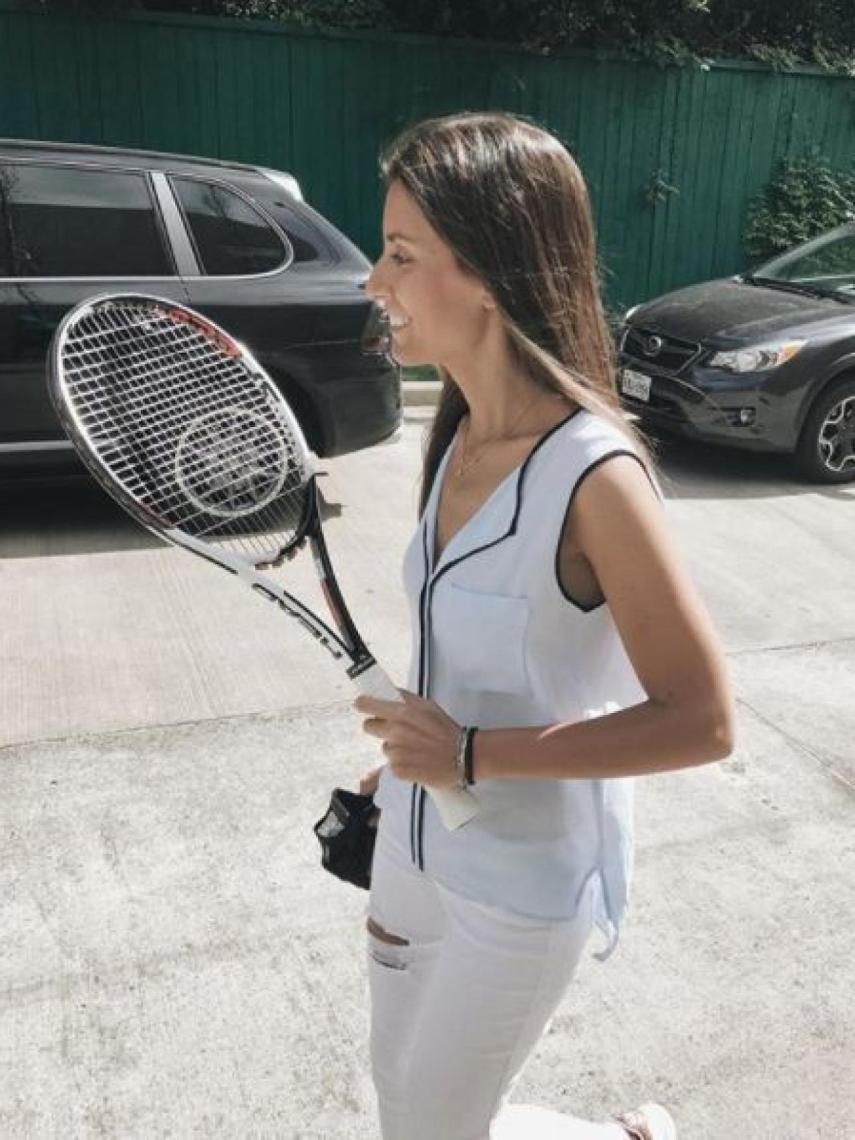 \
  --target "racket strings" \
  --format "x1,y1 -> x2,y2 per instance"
74,364 -> 281,487
59,301 -> 311,560
67,331 -> 291,527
